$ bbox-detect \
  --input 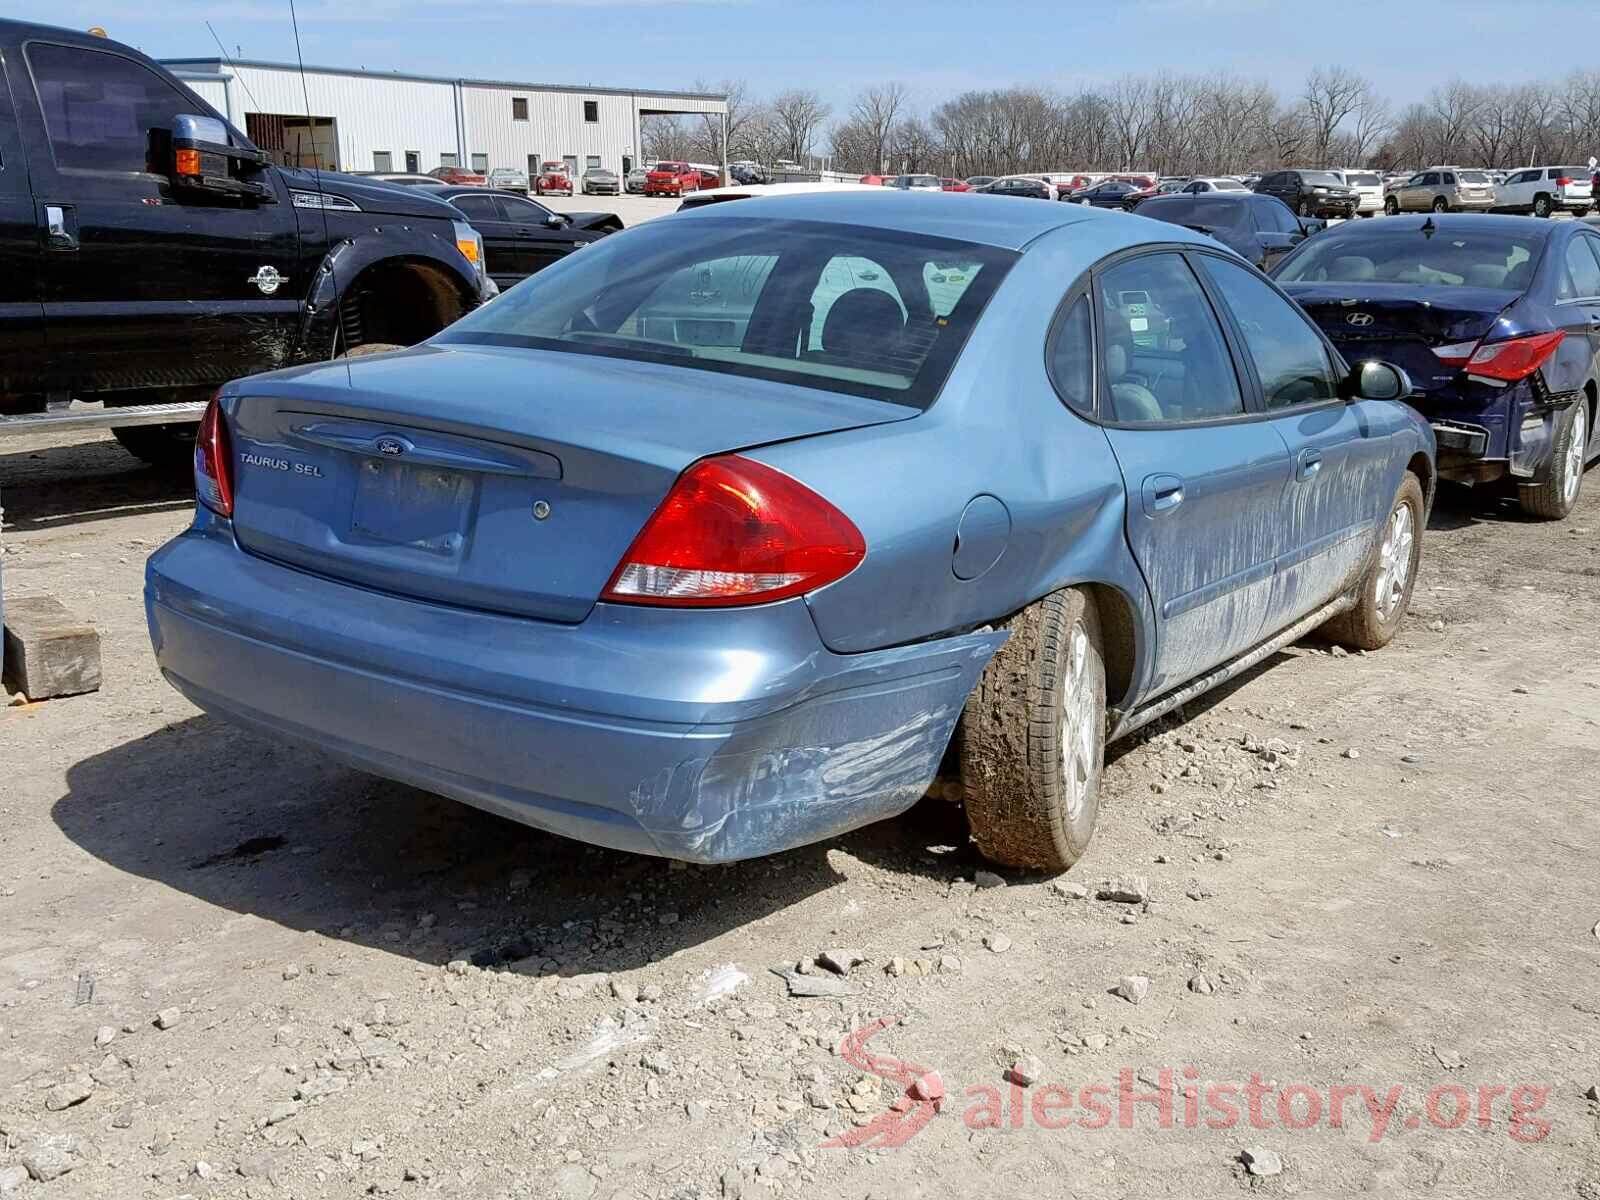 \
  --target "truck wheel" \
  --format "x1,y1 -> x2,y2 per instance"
960,588 -> 1106,872
1519,399 -> 1588,520
1319,473 -> 1424,651
112,424 -> 196,471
